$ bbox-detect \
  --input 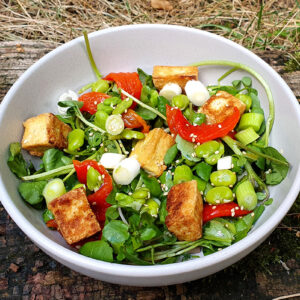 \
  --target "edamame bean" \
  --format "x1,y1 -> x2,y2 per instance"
103,97 -> 122,106
205,186 -> 233,204
205,143 -> 225,165
236,180 -> 257,210
195,141 -> 220,158
172,95 -> 189,110
87,167 -> 102,191
140,86 -> 151,103
92,79 -> 110,93
183,107 -> 192,120
43,178 -> 66,206
67,129 -> 85,152
173,165 -> 193,185
94,110 -> 109,131
97,103 -> 113,114
113,98 -> 133,115
141,199 -> 160,217
210,170 -> 237,187
132,187 -> 150,199
150,90 -> 158,107
236,94 -> 252,111
121,129 -> 144,140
